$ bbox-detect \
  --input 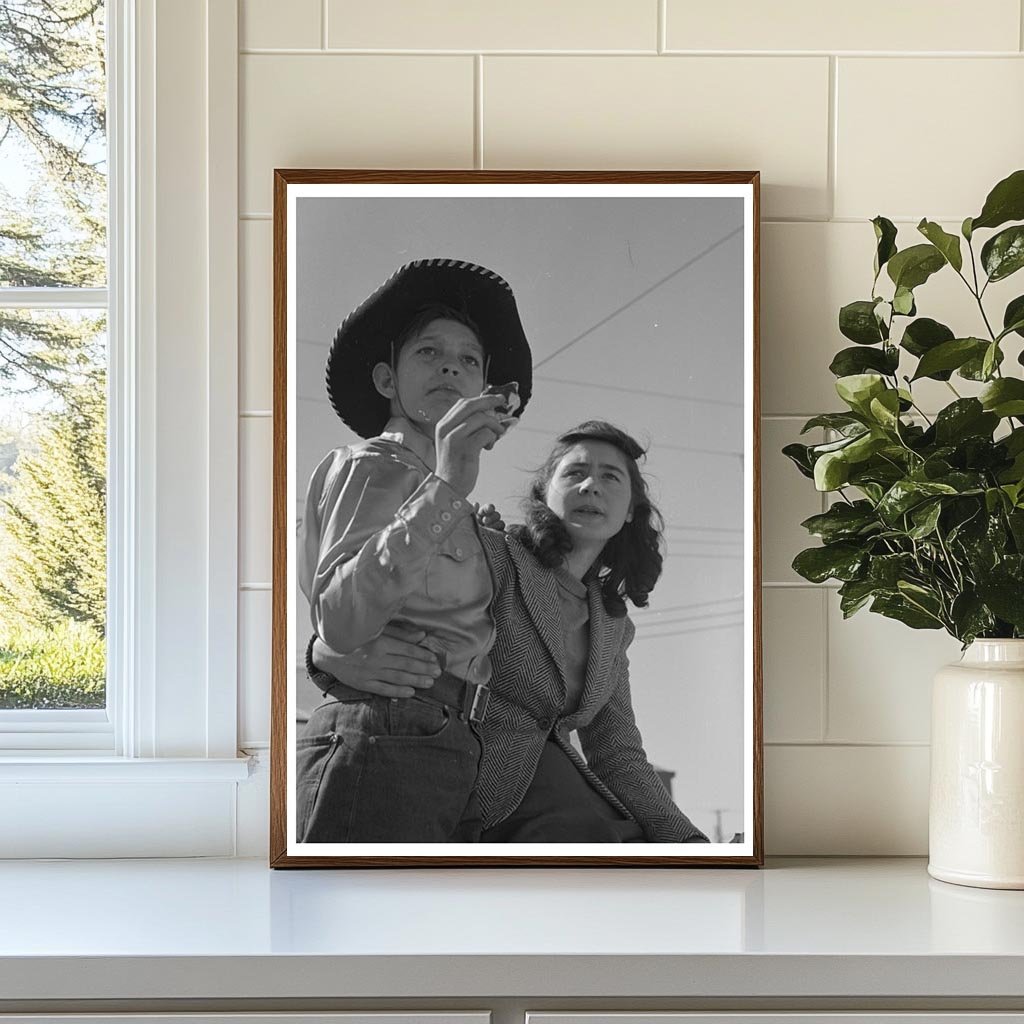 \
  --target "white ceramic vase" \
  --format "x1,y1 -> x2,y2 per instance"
929,639 -> 1024,889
